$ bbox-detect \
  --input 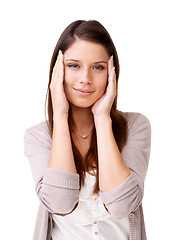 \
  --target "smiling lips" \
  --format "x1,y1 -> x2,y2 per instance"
73,87 -> 95,96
